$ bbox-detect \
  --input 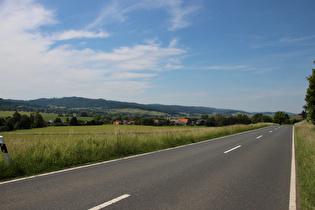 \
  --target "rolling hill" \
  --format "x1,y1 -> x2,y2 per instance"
1,97 -> 294,116
1,97 -> 249,116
